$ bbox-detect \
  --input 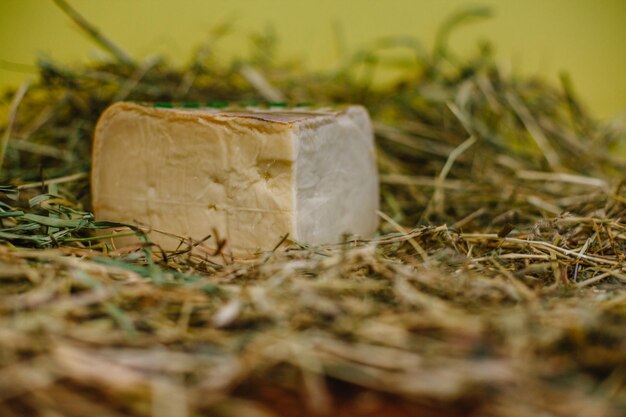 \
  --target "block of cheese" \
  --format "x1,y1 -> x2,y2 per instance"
92,102 -> 379,257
